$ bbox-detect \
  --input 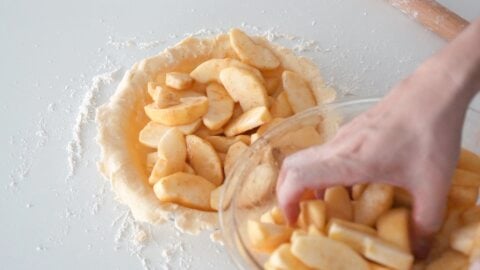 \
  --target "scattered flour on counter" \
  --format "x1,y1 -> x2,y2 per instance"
107,36 -> 165,50
35,245 -> 46,252
35,118 -> 48,148
110,212 -> 152,269
183,28 -> 223,38
6,110 -> 51,191
47,103 -> 56,112
90,182 -> 107,215
133,230 -> 148,245
66,69 -> 120,180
